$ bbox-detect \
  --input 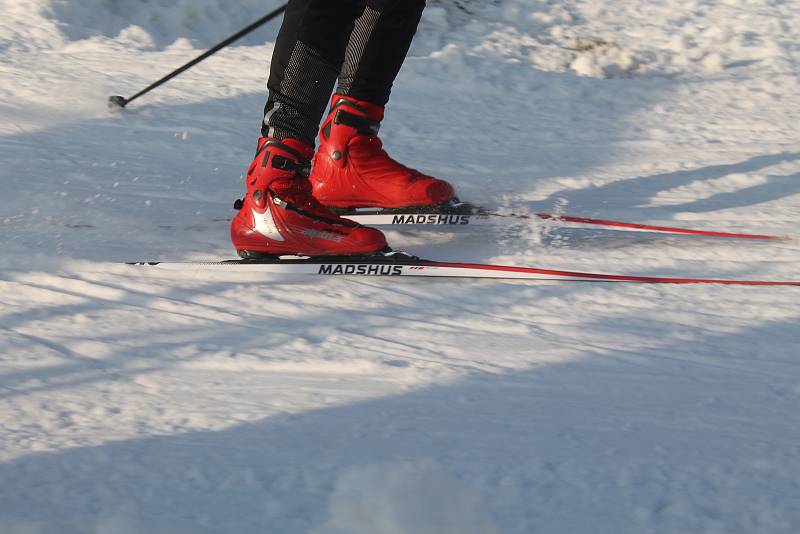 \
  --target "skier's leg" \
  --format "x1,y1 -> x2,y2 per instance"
261,0 -> 366,146
336,0 -> 426,106
310,0 -> 456,209
232,0 -> 387,258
